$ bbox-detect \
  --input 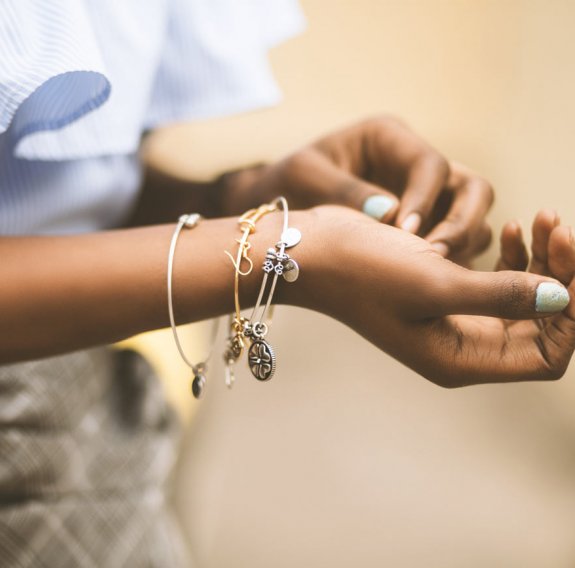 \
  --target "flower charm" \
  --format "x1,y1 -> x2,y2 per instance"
248,340 -> 276,381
